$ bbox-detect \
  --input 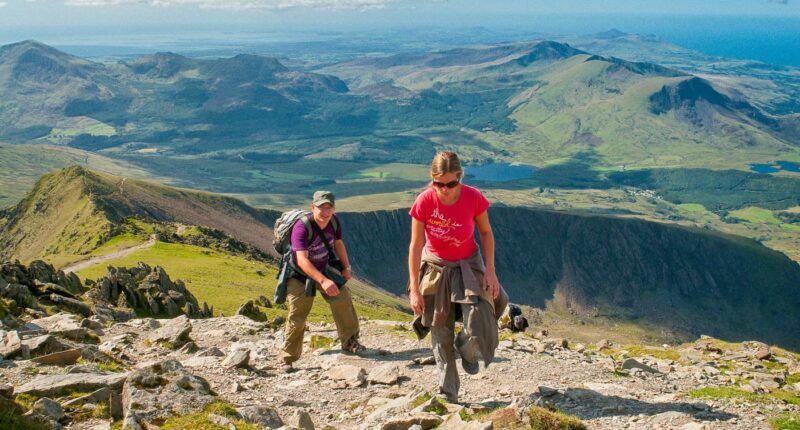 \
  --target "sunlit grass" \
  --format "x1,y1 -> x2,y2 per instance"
76,241 -> 410,321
